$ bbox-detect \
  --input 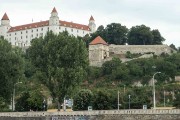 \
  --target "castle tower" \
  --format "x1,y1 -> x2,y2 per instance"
88,15 -> 96,33
0,13 -> 11,38
49,7 -> 59,26
1,13 -> 10,26
89,36 -> 109,66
